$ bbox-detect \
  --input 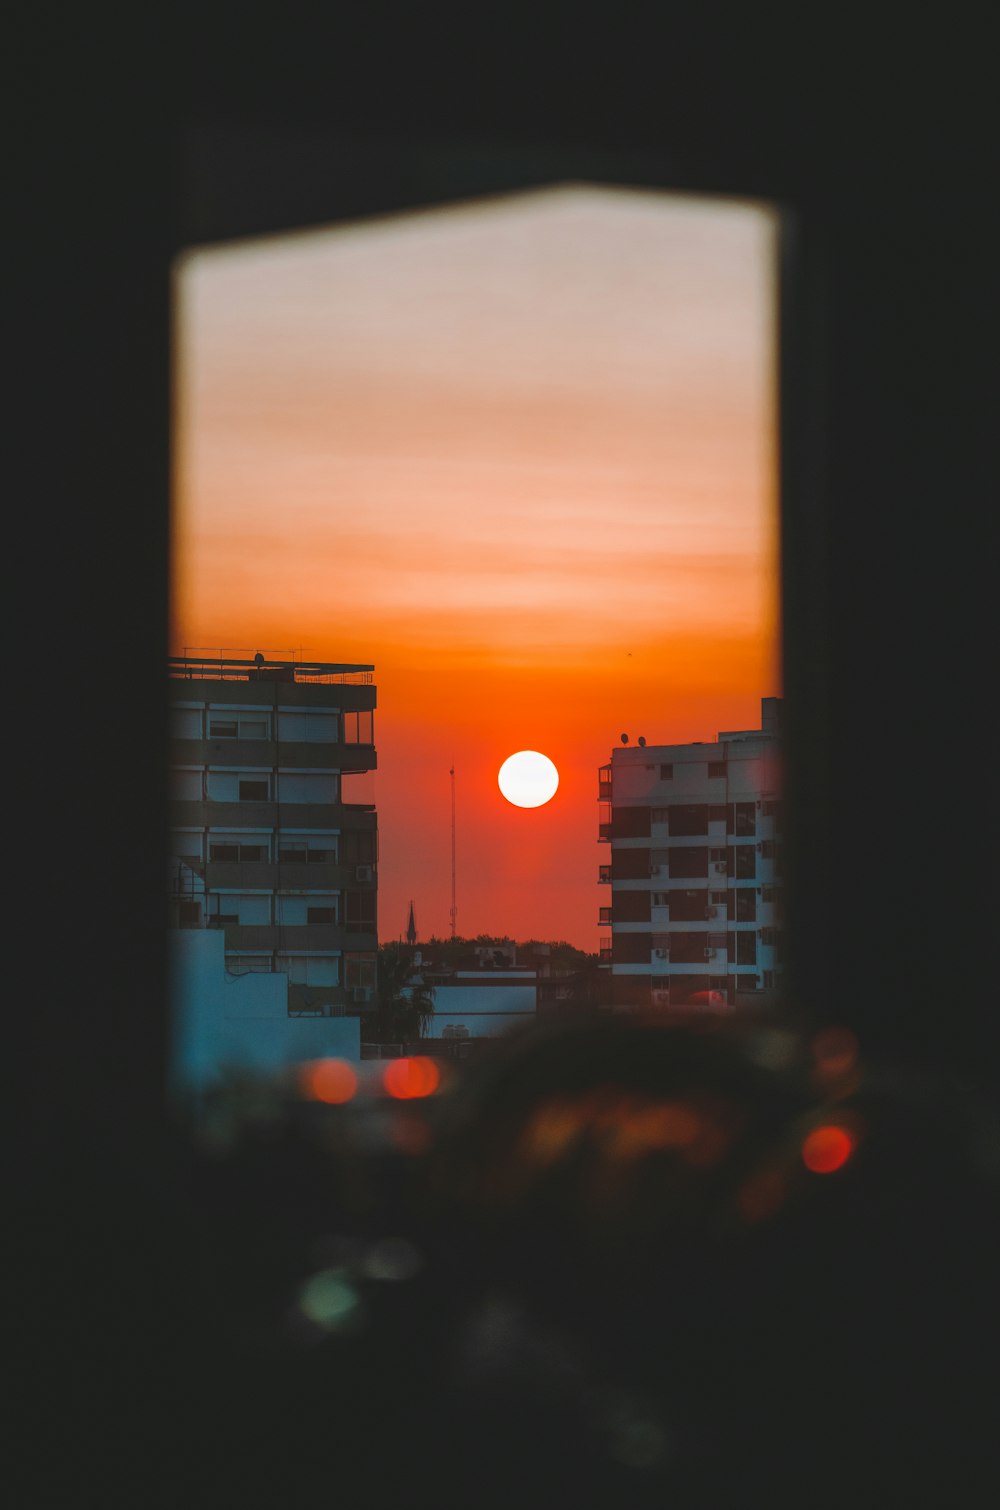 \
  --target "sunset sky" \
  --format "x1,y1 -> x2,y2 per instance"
171,183 -> 780,951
